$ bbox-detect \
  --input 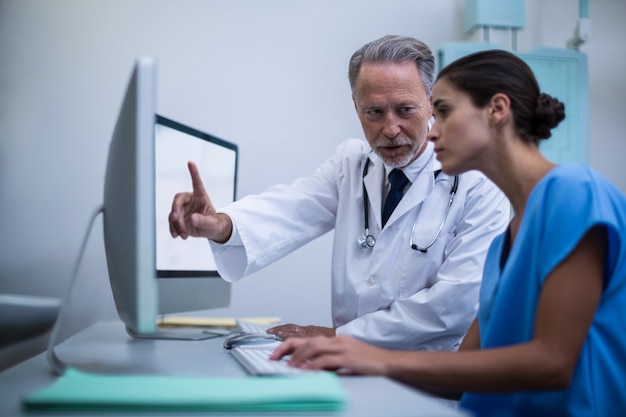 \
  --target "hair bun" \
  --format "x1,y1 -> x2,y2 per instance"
534,93 -> 565,140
